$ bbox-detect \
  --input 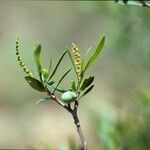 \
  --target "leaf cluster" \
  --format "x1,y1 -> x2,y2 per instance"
26,46 -> 71,93
23,36 -> 105,103
68,36 -> 105,98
